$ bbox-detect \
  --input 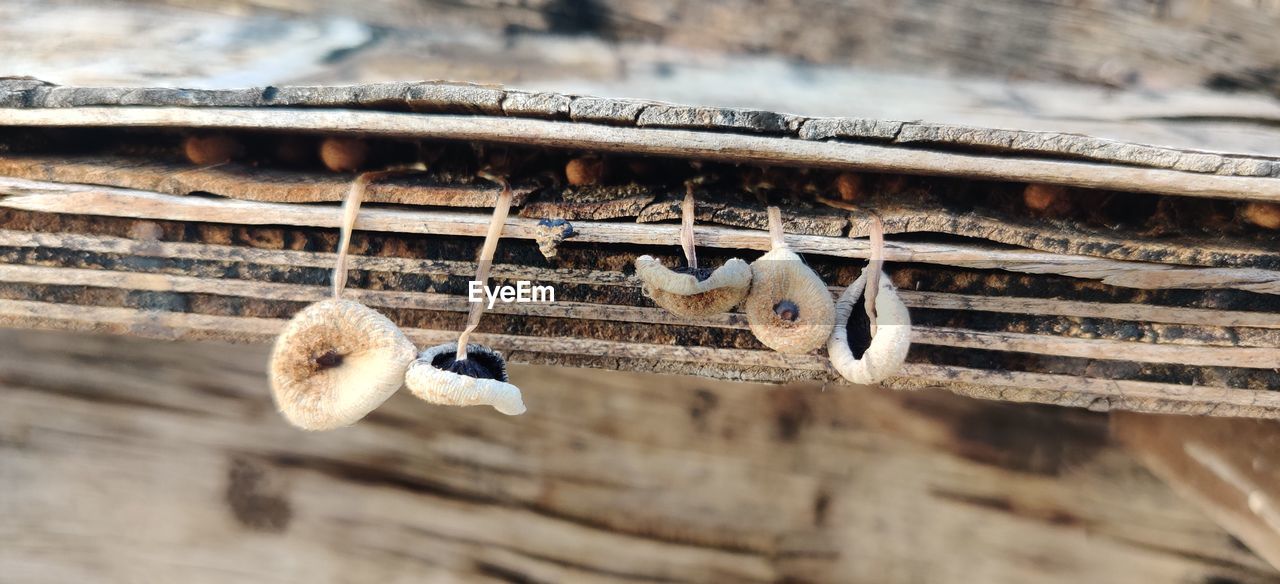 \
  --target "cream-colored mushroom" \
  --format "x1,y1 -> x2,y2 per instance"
406,173 -> 528,415
405,343 -> 526,415
828,269 -> 912,384
743,206 -> 835,353
270,299 -> 416,430
635,183 -> 752,317
268,173 -> 413,430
